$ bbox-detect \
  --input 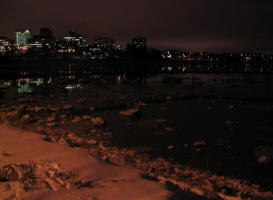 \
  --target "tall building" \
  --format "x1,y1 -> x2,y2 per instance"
15,30 -> 31,46
0,37 -> 14,48
39,28 -> 56,48
27,35 -> 43,48
27,28 -> 56,50
63,31 -> 87,48
132,37 -> 147,48
40,28 -> 54,40
93,37 -> 115,50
